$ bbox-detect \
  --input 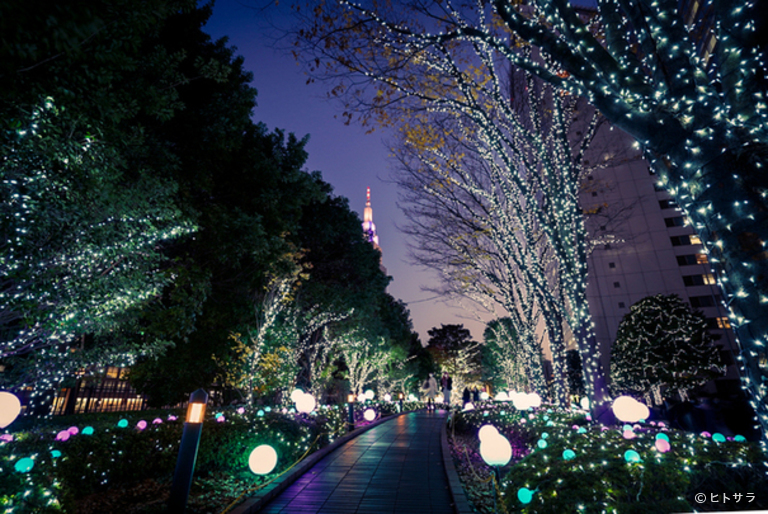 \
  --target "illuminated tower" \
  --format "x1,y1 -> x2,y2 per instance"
362,187 -> 381,251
